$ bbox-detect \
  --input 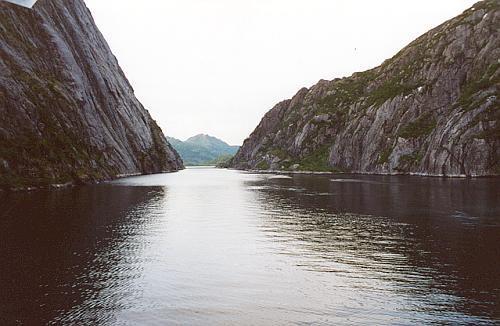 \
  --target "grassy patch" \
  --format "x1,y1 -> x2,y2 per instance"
366,78 -> 419,107
378,148 -> 393,164
398,114 -> 437,139
269,148 -> 288,160
294,146 -> 339,172
0,106 -> 110,188
457,63 -> 499,111
400,153 -> 423,165
256,161 -> 270,170
317,70 -> 376,114
395,152 -> 424,172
